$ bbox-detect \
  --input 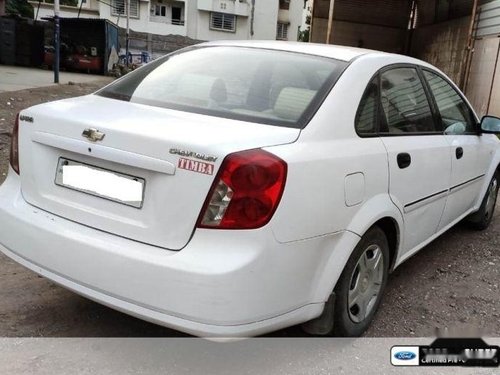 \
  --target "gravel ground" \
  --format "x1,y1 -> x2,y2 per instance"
0,82 -> 498,338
